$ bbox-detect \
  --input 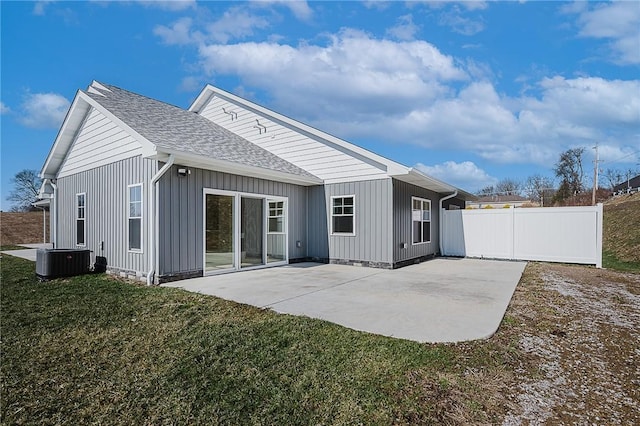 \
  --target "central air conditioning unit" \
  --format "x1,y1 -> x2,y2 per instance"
36,249 -> 91,280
